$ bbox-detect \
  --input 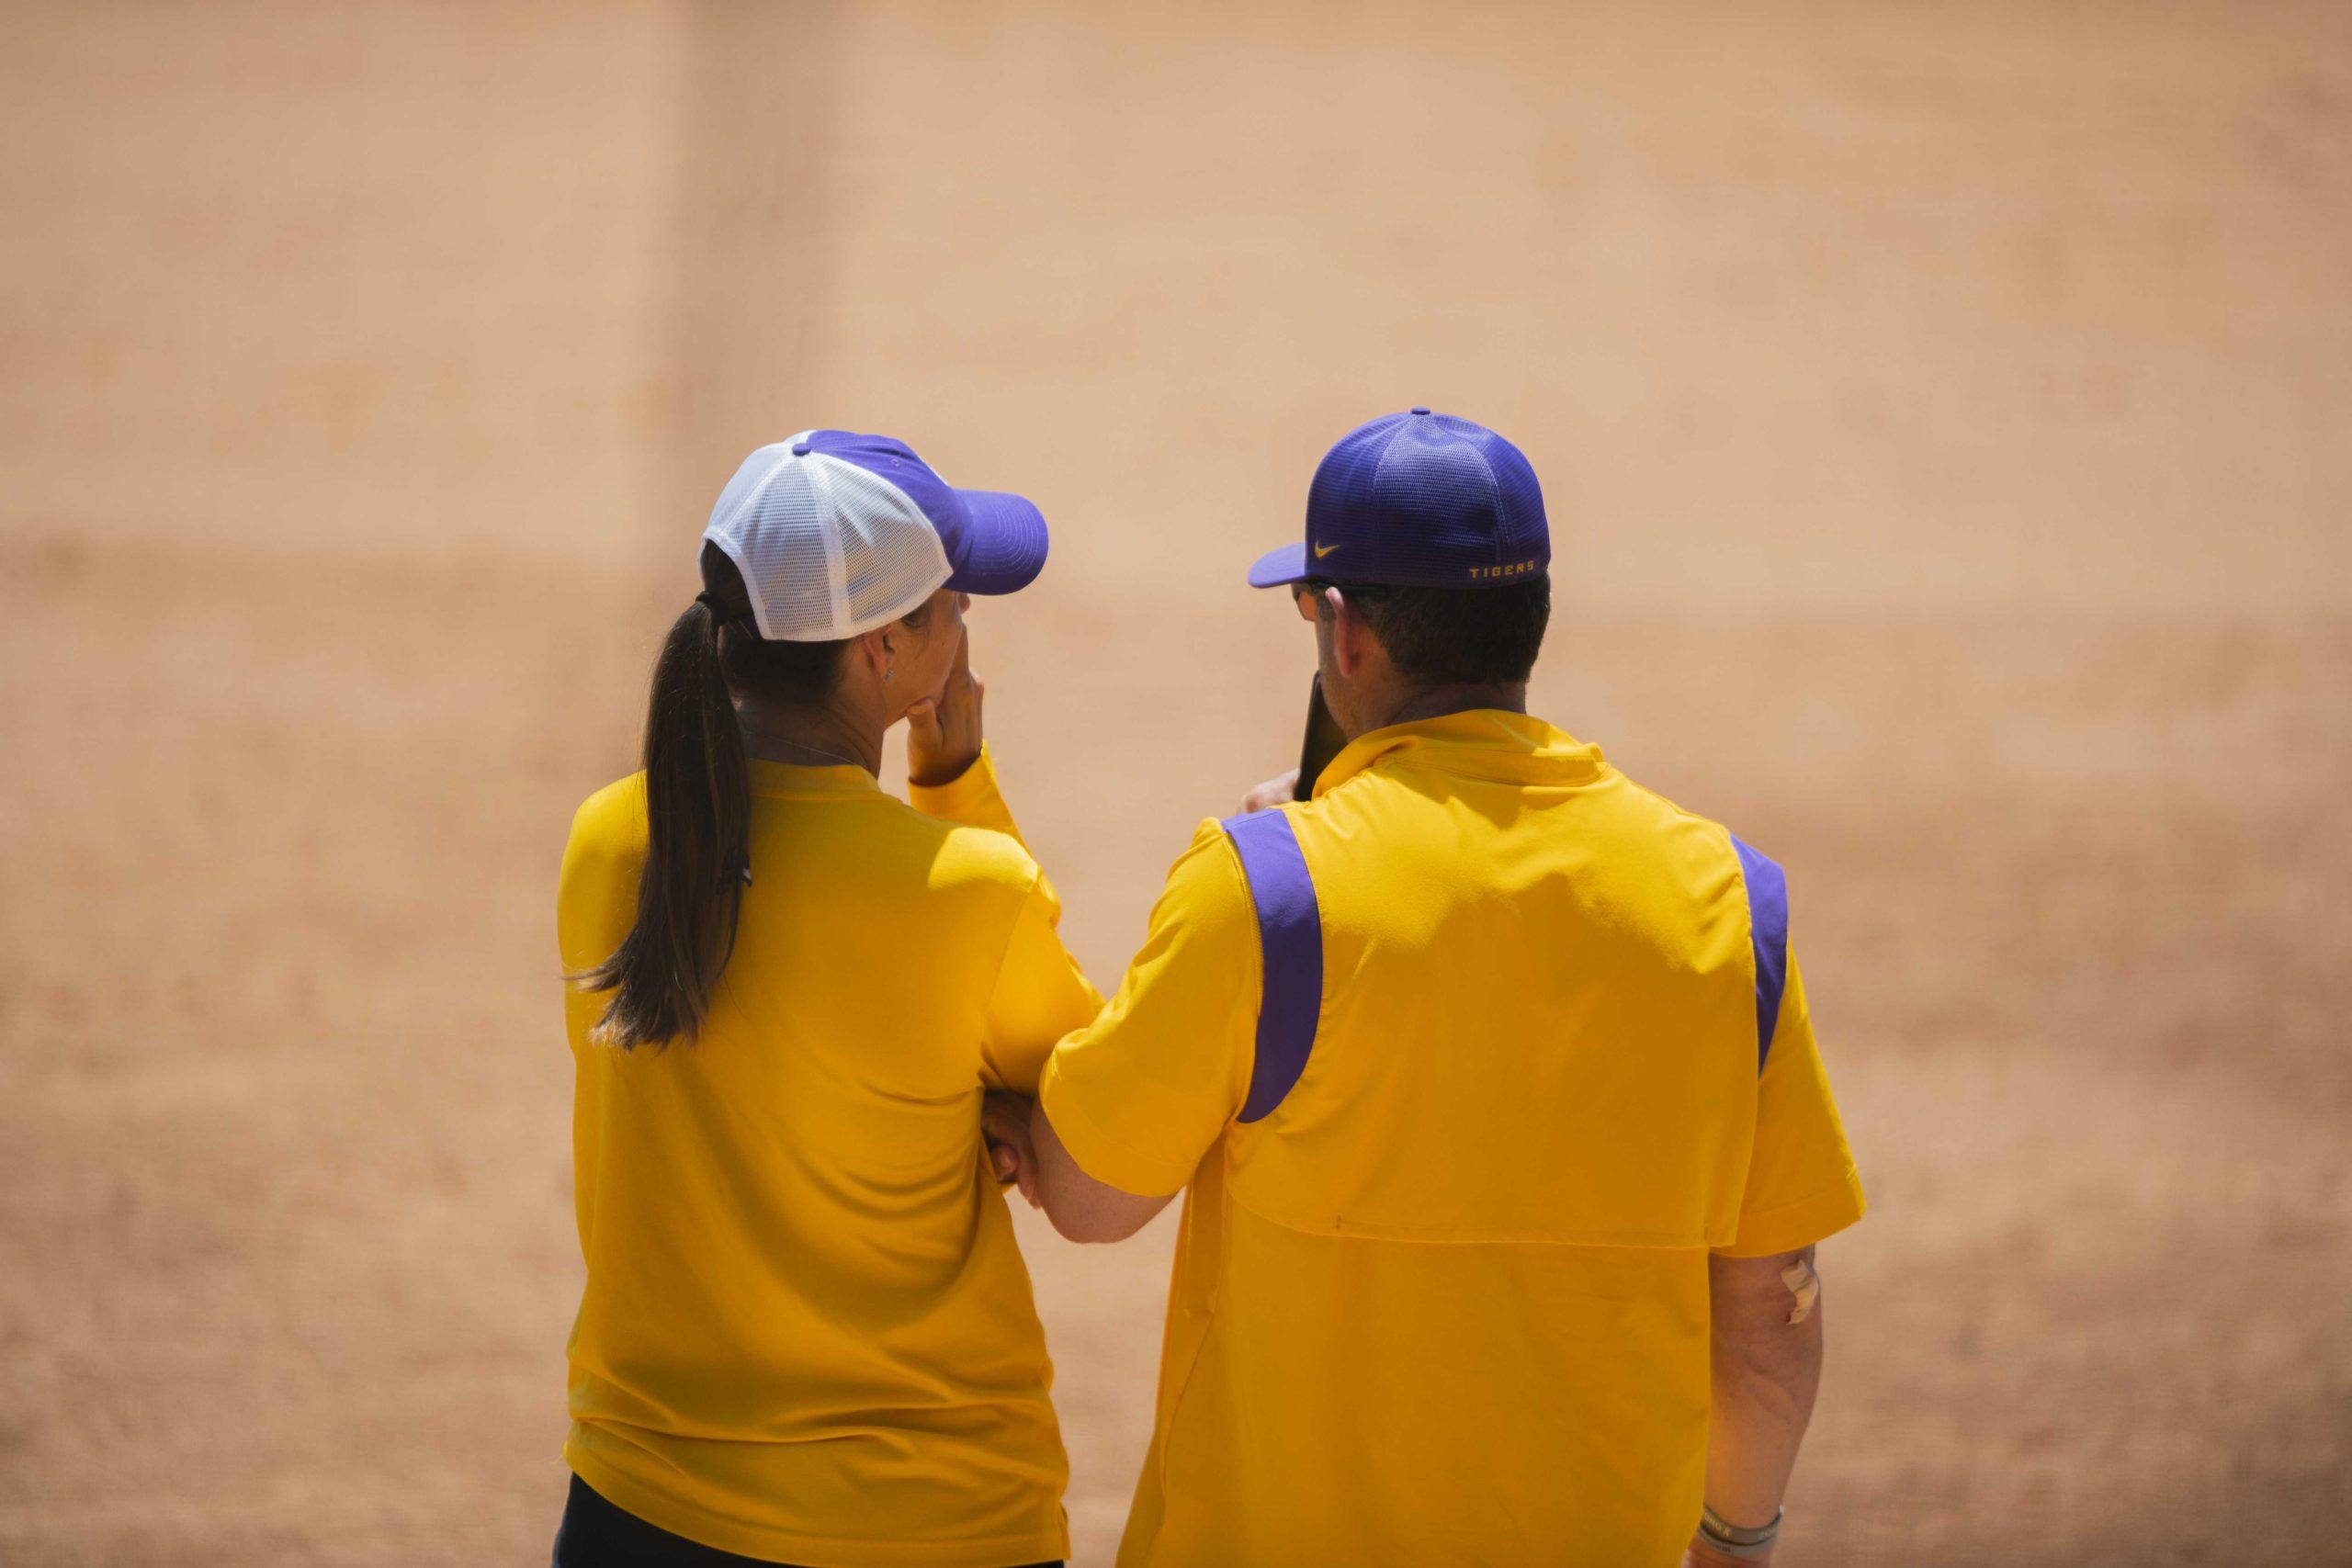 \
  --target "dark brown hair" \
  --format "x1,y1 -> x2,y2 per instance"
576,545 -> 856,1050
1306,575 -> 1551,686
